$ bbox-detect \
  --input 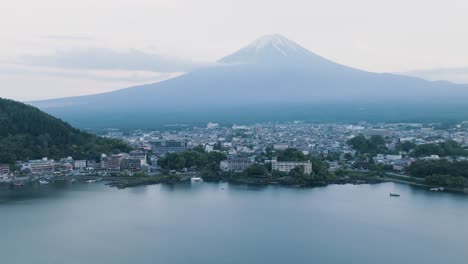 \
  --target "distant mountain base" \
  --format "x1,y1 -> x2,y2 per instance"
40,102 -> 468,130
